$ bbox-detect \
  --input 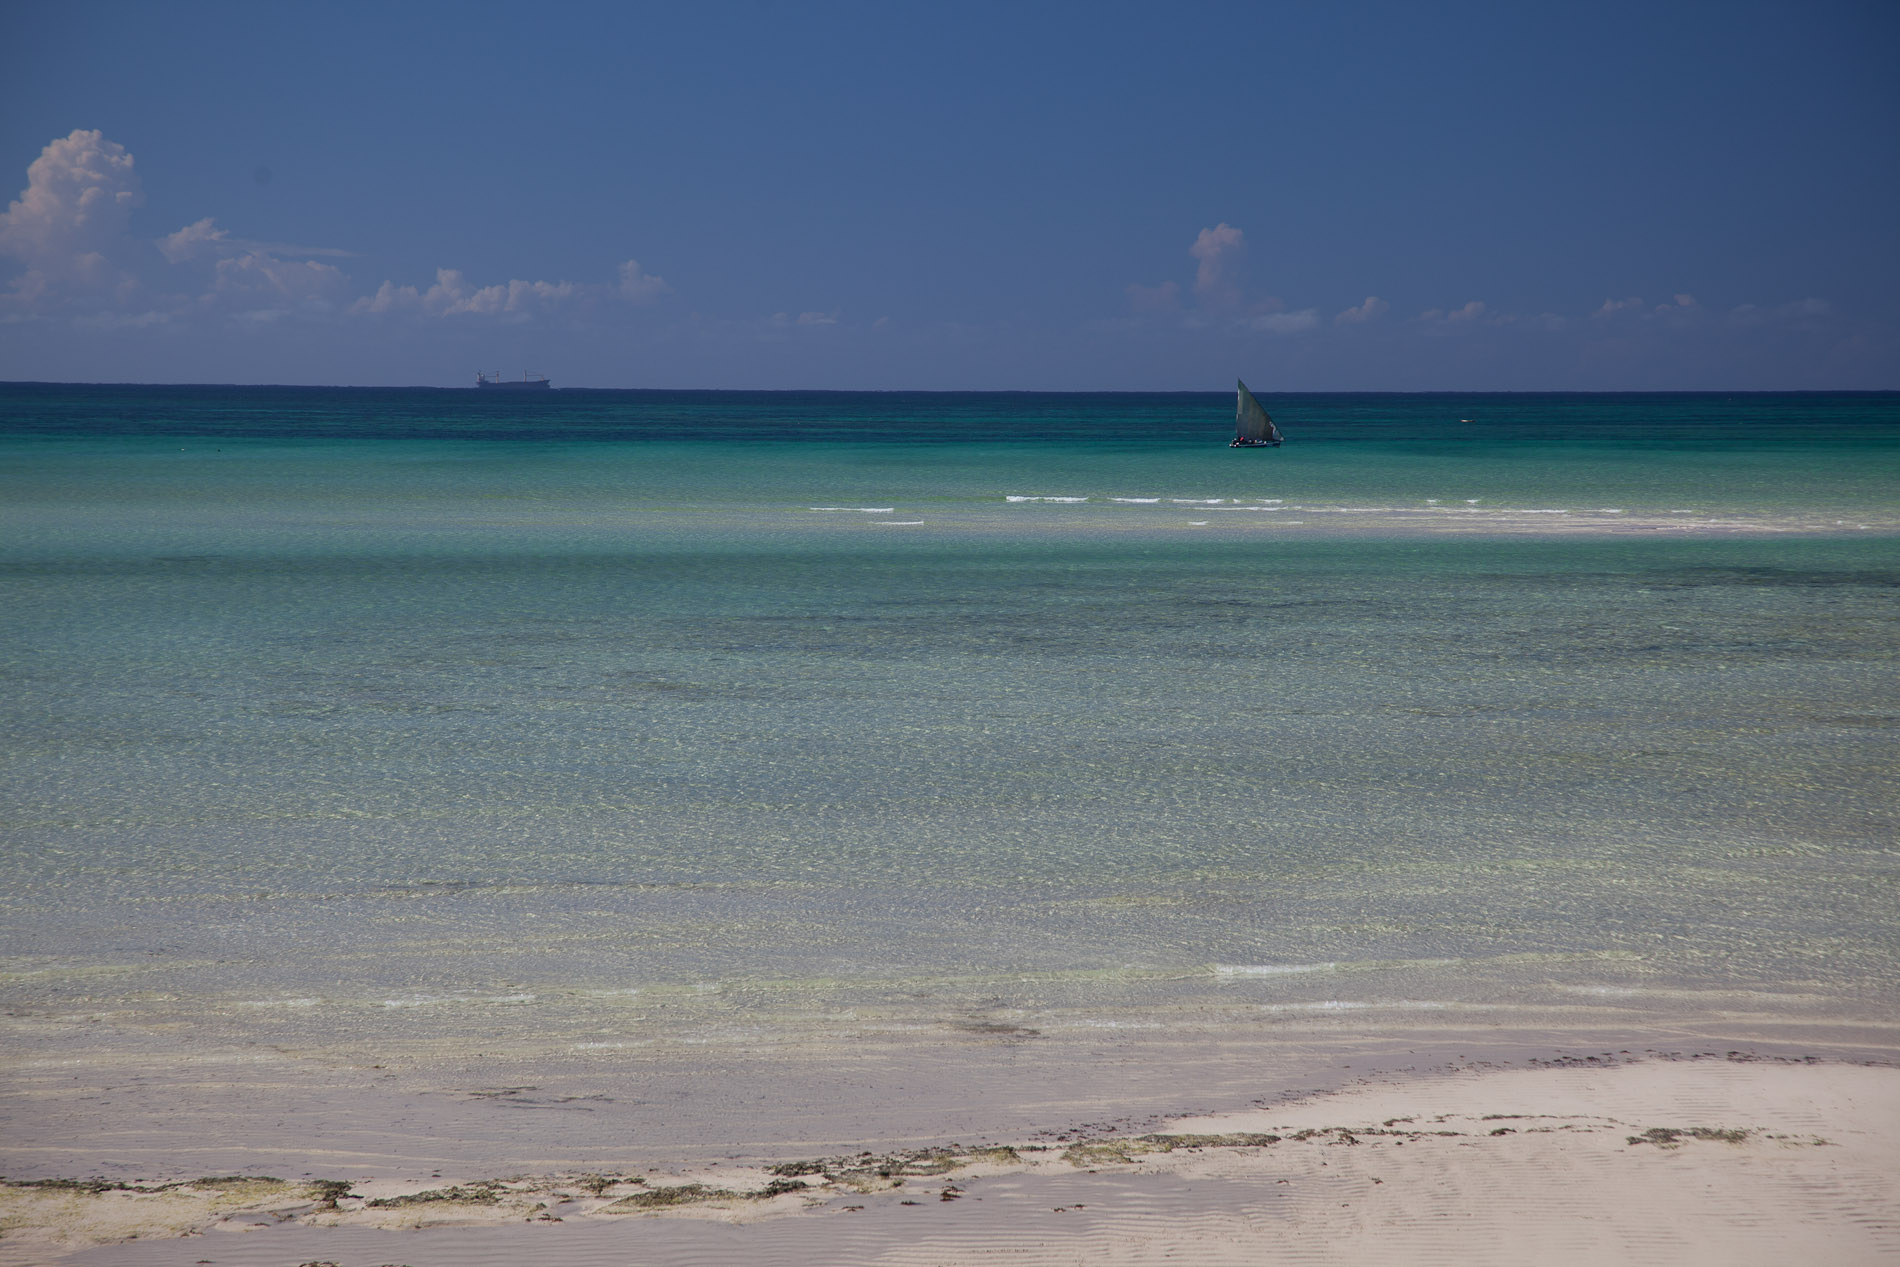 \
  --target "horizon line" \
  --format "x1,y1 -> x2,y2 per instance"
3,381 -> 1897,396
